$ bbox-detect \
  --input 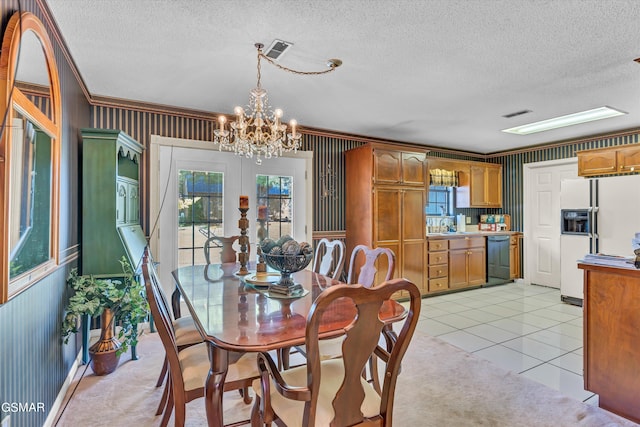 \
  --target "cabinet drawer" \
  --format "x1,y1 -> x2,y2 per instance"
449,236 -> 485,250
428,252 -> 448,265
429,264 -> 448,278
428,278 -> 449,293
428,240 -> 448,251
